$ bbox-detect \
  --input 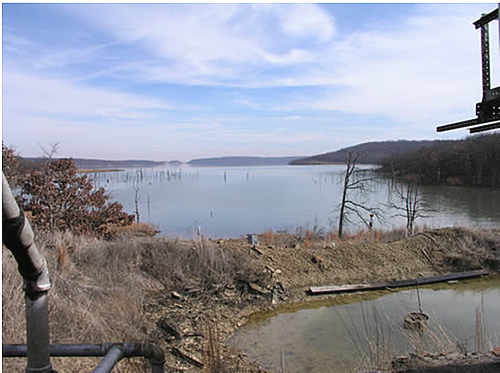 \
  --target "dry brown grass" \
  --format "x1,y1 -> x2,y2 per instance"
2,230 -> 257,372
259,226 -> 419,251
2,231 -> 150,372
139,237 -> 257,298
114,222 -> 159,237
260,229 -> 274,246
